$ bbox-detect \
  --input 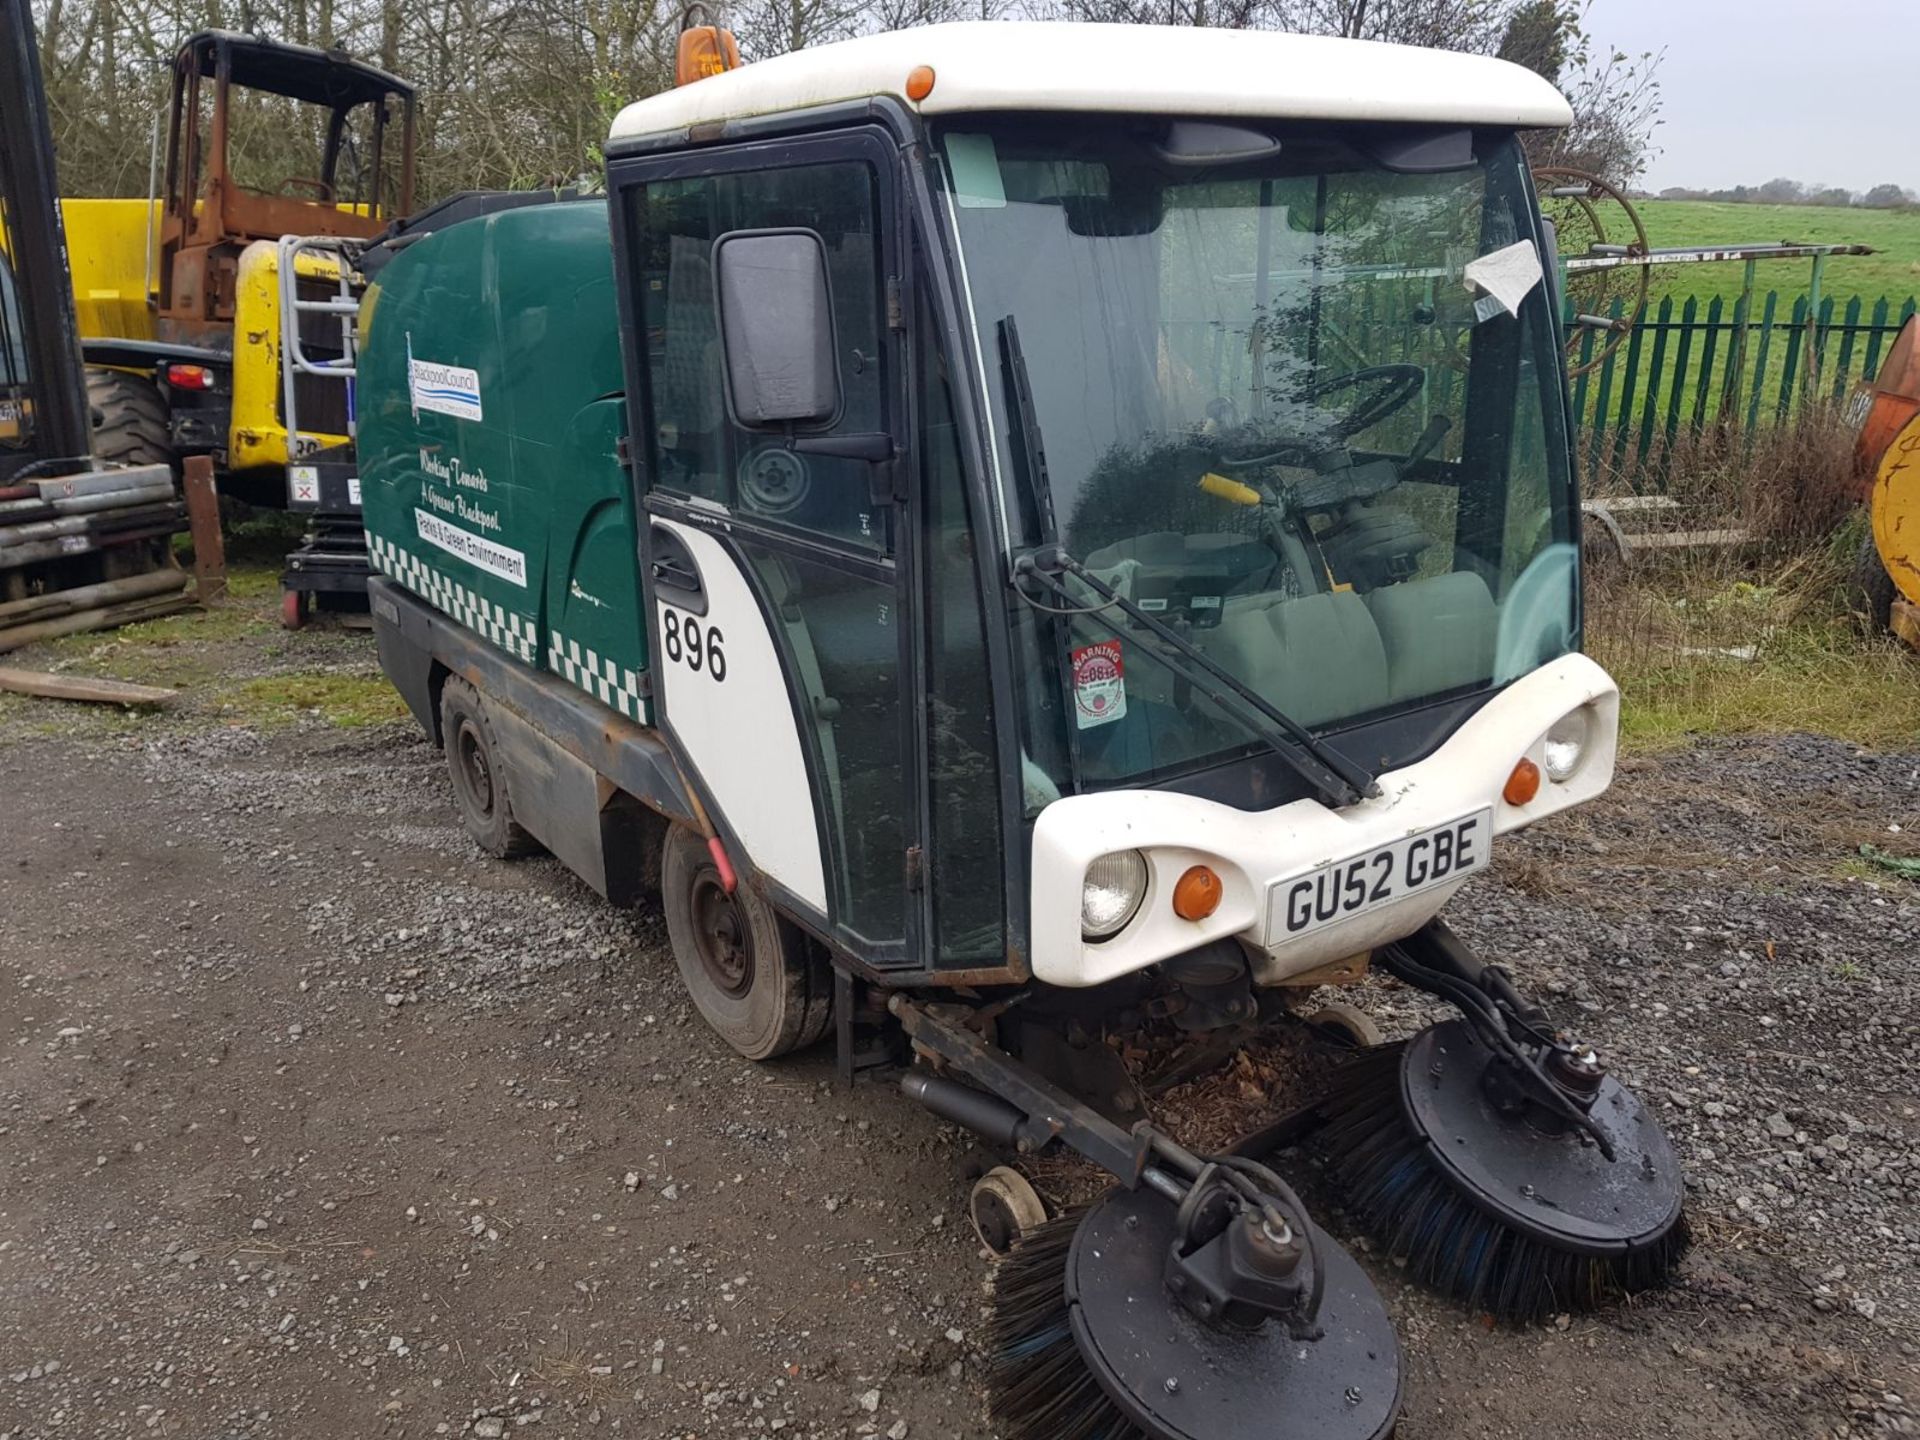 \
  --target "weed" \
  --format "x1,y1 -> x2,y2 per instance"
1583,399 -> 1920,752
